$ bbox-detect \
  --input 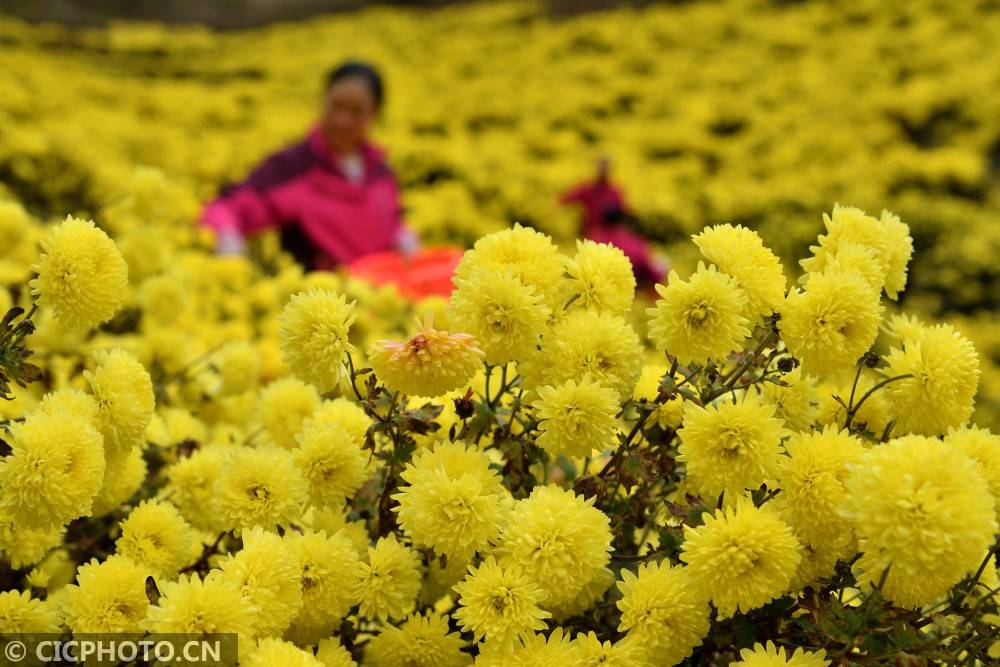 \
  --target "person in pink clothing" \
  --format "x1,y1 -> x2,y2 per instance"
560,158 -> 667,285
201,62 -> 418,270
